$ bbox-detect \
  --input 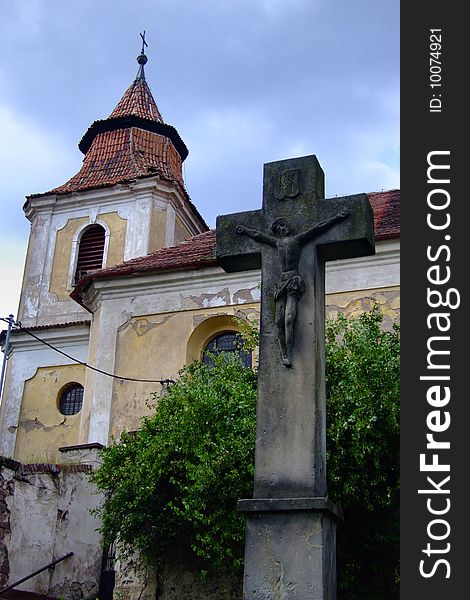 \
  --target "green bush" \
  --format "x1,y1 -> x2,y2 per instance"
91,355 -> 257,576
91,306 -> 399,597
326,307 -> 400,598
